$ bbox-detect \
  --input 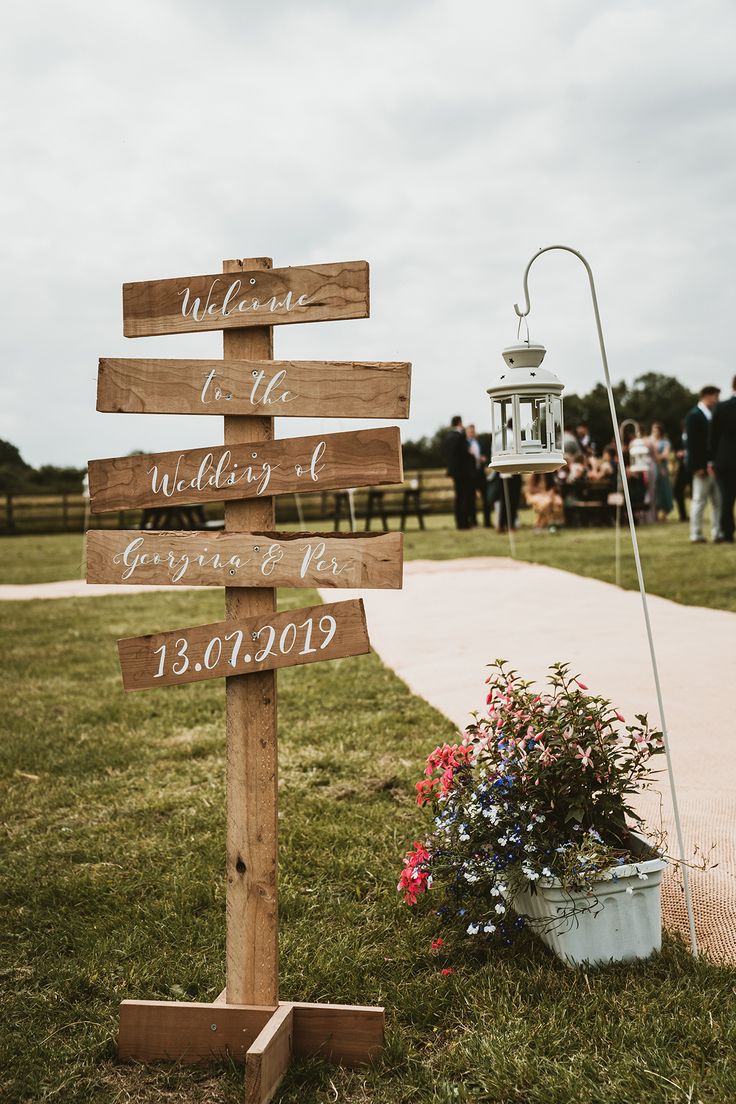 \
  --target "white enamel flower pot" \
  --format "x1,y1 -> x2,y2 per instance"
513,844 -> 667,968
